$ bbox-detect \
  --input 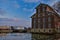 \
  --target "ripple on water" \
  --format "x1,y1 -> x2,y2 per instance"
0,33 -> 32,40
